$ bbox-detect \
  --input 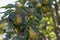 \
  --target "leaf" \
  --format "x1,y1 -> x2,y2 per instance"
33,7 -> 42,19
8,21 -> 13,29
0,18 -> 7,24
20,8 -> 28,16
7,13 -> 16,29
22,30 -> 29,40
16,0 -> 27,4
28,18 -> 40,35
2,9 -> 14,18
0,4 -> 15,9
22,7 -> 33,13
8,12 -> 16,21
